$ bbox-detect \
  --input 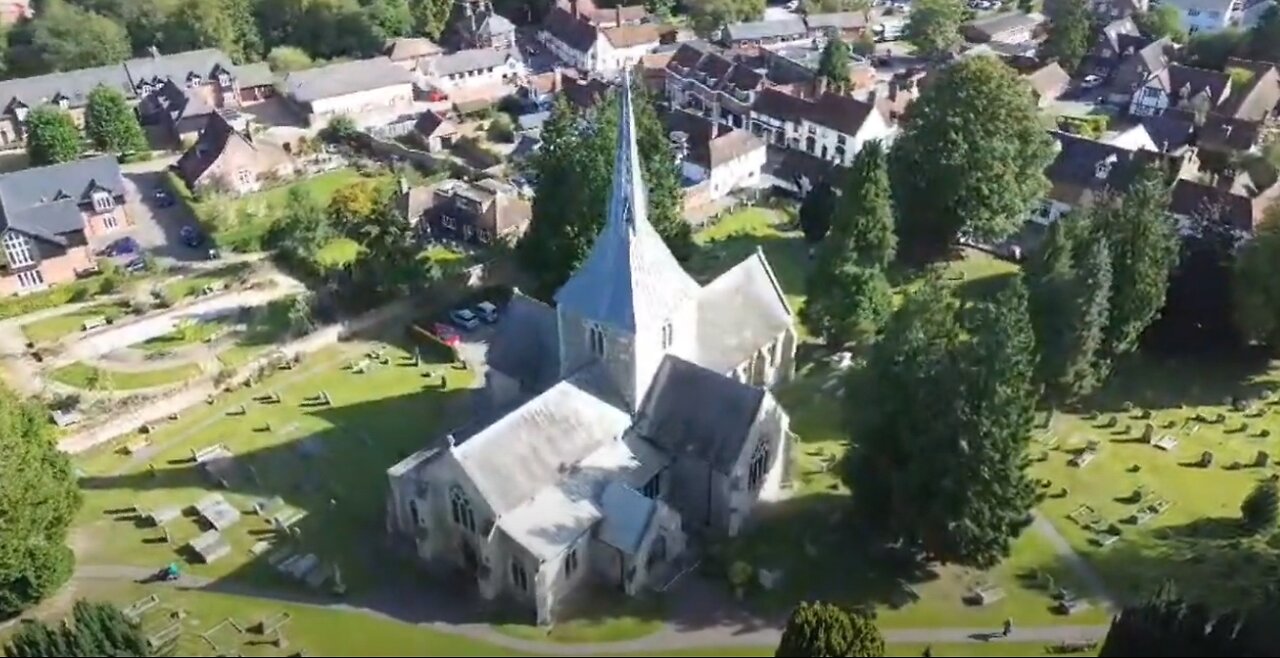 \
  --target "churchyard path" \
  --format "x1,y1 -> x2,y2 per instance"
66,564 -> 1110,654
